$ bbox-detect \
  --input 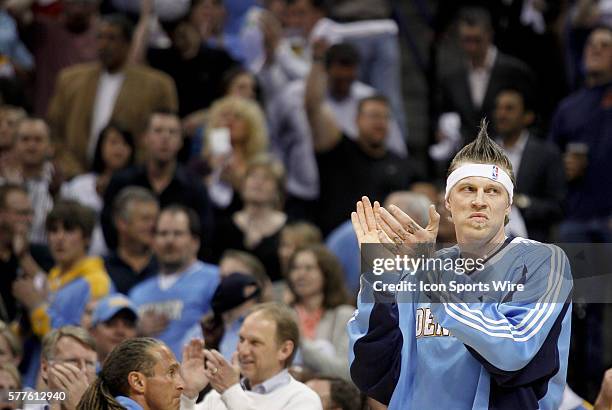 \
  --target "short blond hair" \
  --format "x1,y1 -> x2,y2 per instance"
41,326 -> 96,361
447,120 -> 515,224
205,96 -> 269,160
